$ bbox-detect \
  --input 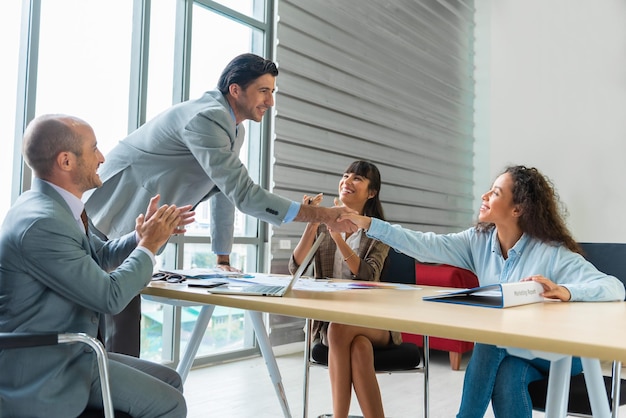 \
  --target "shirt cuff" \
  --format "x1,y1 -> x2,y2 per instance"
134,232 -> 156,265
366,217 -> 383,238
283,201 -> 301,223
136,246 -> 157,266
